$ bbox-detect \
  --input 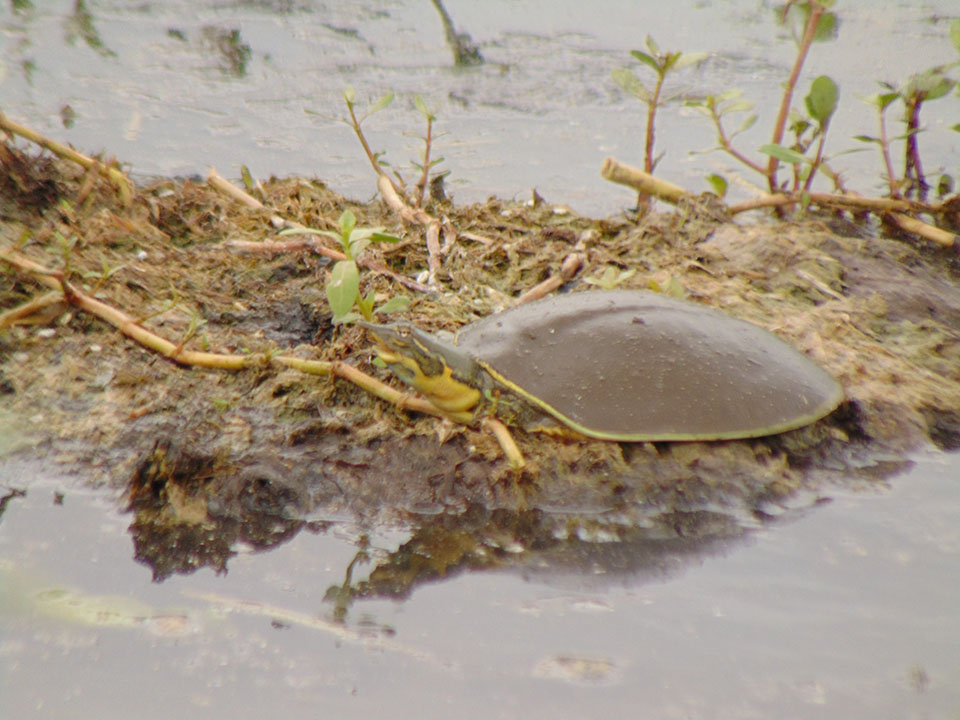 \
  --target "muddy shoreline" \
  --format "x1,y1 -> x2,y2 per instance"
2,151 -> 959,585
